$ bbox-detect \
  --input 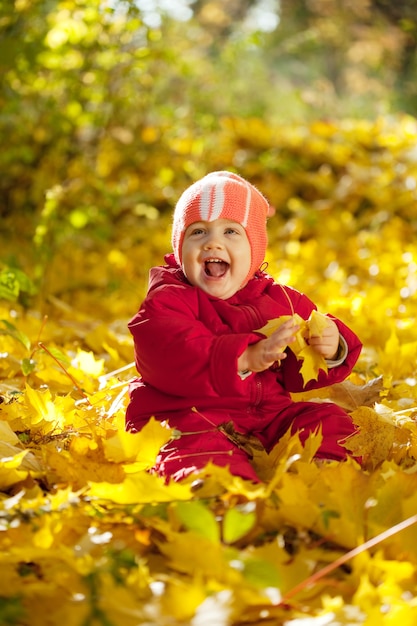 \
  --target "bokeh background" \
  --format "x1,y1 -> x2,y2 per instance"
2,0 -> 417,344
